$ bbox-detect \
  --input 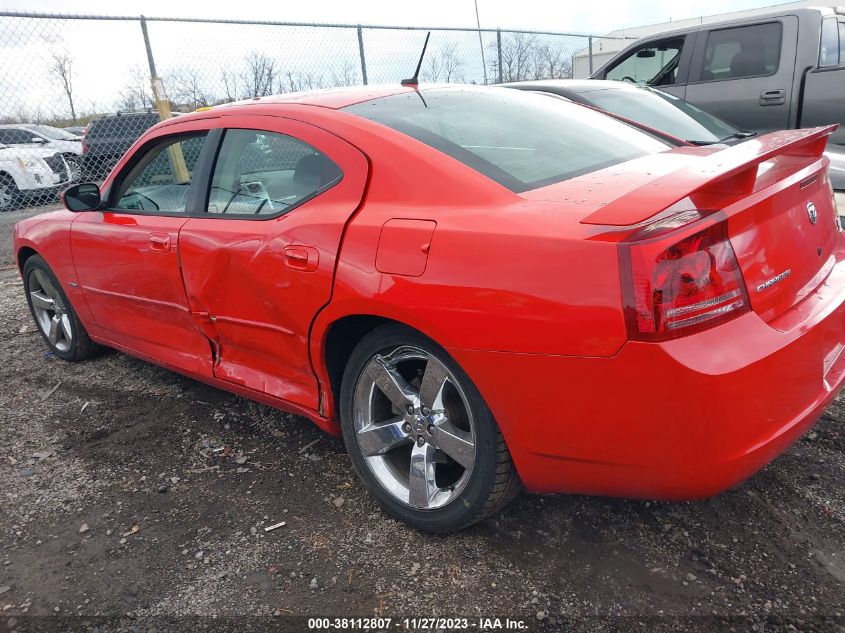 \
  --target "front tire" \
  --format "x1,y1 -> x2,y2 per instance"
23,255 -> 96,361
0,173 -> 21,212
339,324 -> 521,532
63,155 -> 83,182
